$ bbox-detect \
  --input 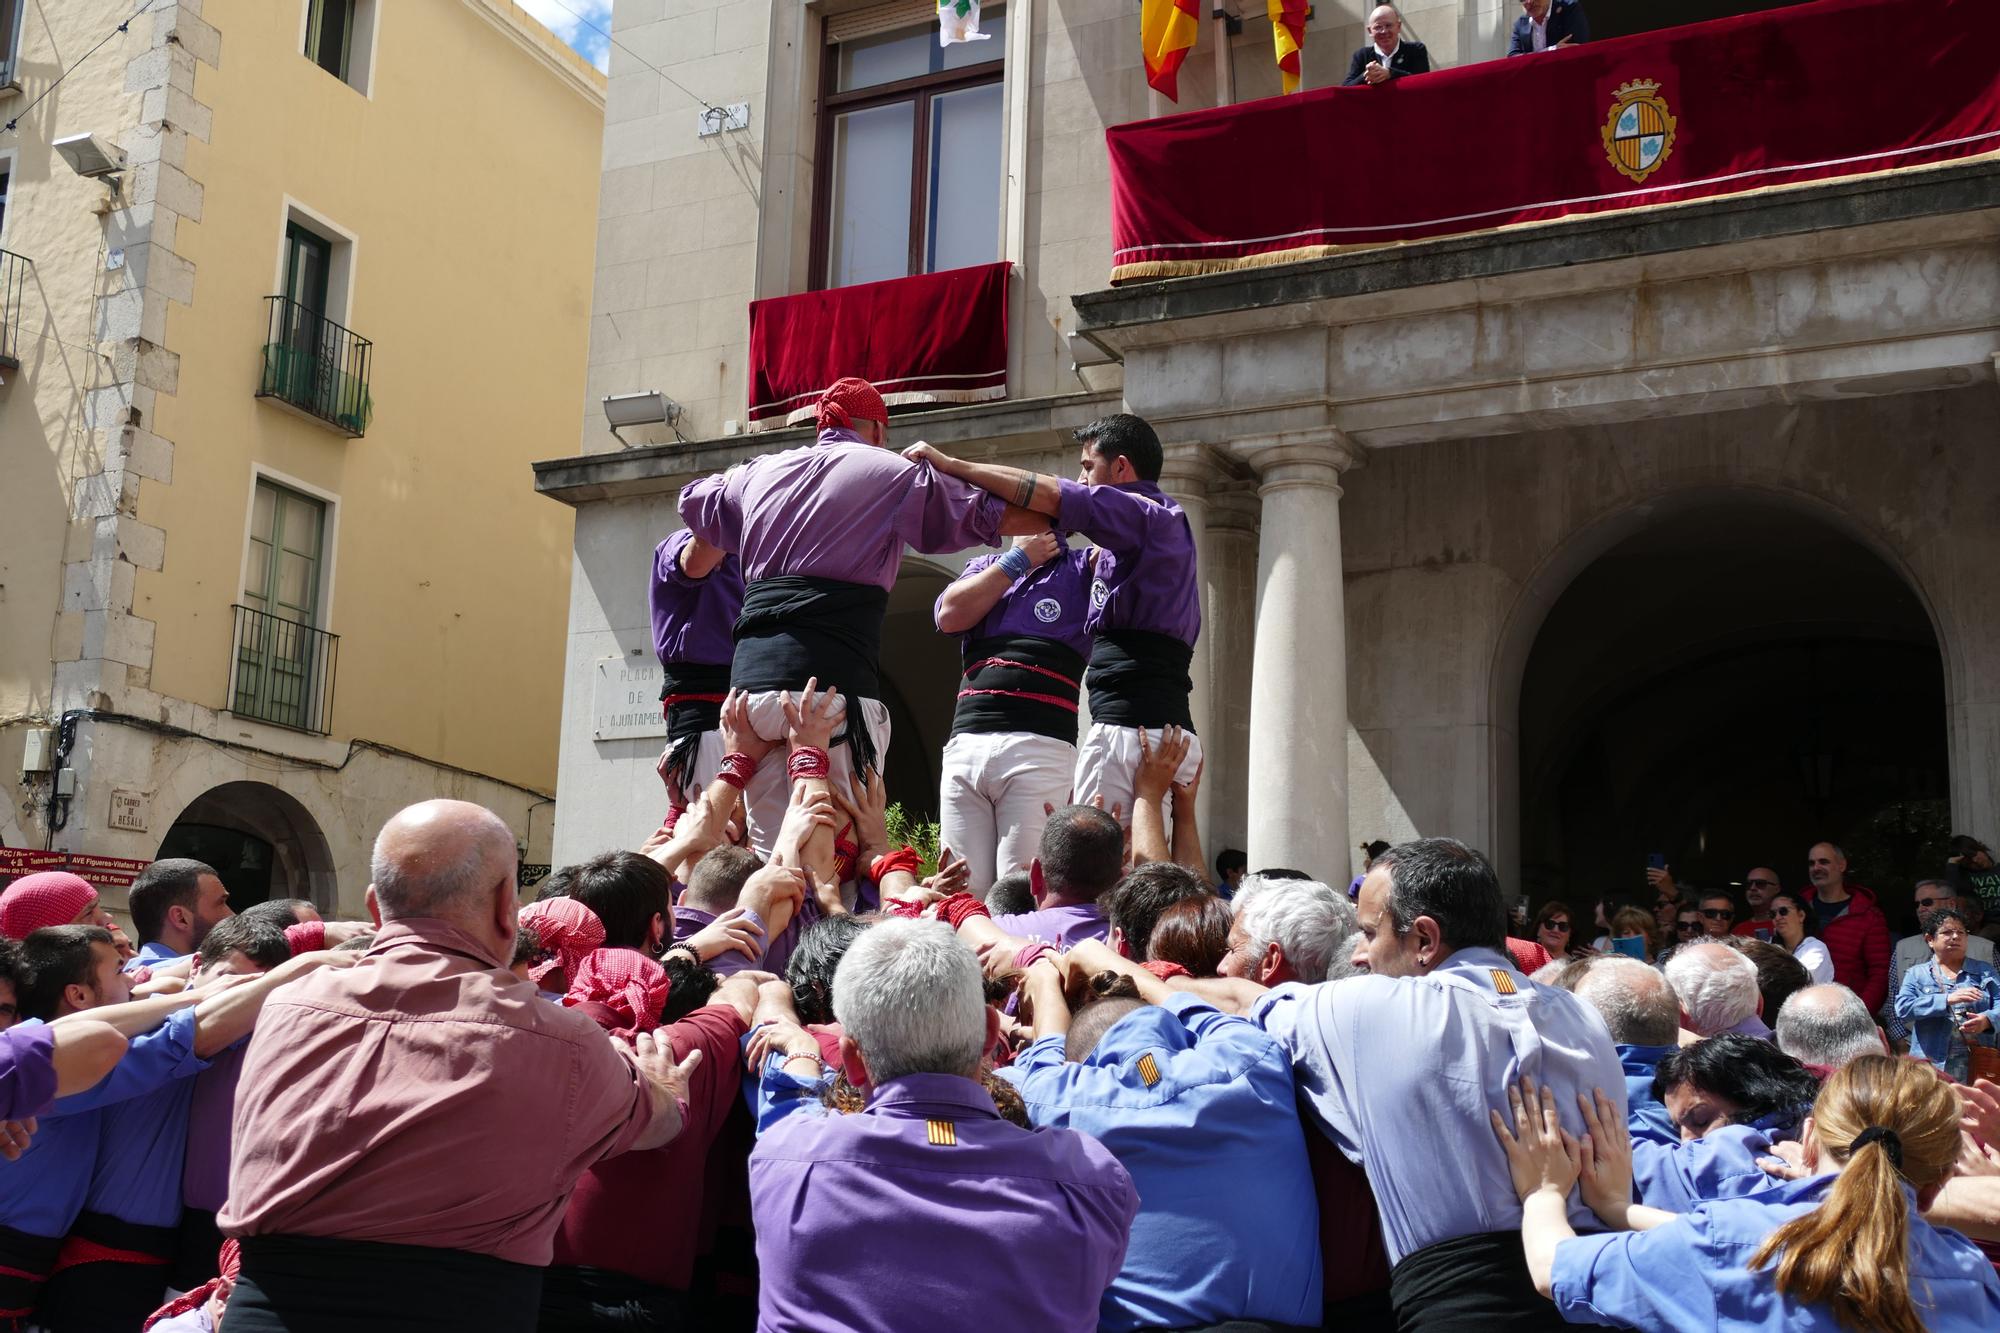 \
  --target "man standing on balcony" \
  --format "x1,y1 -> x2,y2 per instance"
1509,0 -> 1589,55
932,531 -> 1097,895
1343,6 -> 1431,86
905,413 -> 1202,824
678,378 -> 1047,862
650,528 -> 743,809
